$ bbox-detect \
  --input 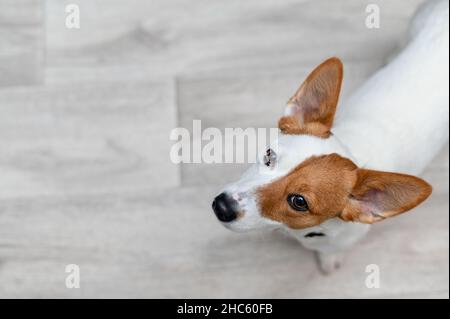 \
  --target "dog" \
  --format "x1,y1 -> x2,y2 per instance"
211,0 -> 449,274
